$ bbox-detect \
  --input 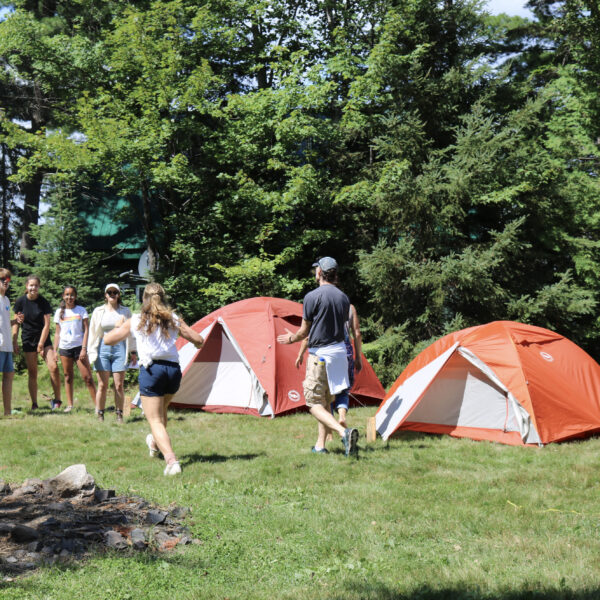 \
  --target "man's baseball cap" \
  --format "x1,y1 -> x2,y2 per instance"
312,257 -> 338,271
